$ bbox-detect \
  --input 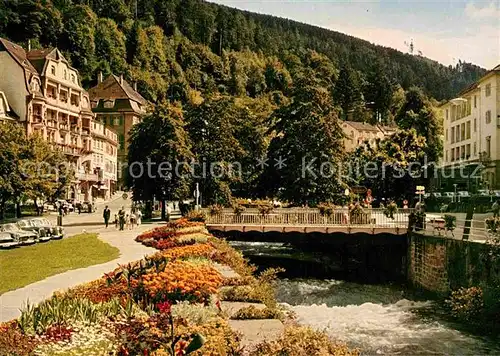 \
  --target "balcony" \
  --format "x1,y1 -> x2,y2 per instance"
82,128 -> 91,136
77,172 -> 98,181
32,114 -> 44,126
59,124 -> 69,132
